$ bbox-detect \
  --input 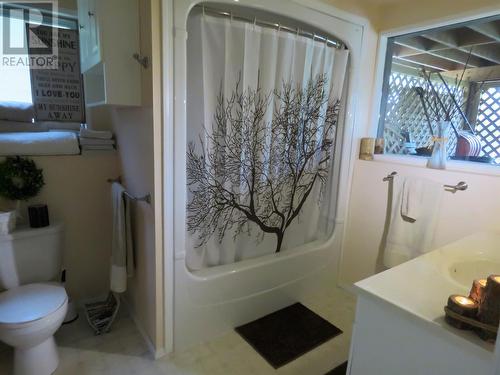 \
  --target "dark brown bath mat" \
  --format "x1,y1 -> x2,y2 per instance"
325,361 -> 348,374
235,303 -> 342,369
